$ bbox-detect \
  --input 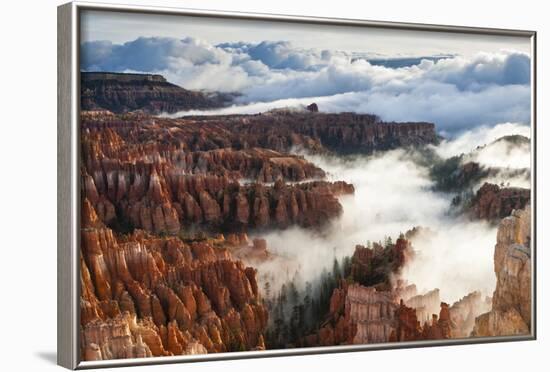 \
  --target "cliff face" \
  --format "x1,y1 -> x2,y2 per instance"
80,199 -> 268,360
468,183 -> 530,222
185,111 -> 437,155
346,284 -> 399,344
80,73 -> 437,154
449,291 -> 491,338
81,109 -> 436,156
390,300 -> 452,342
81,72 -> 227,114
472,206 -> 531,337
301,281 -> 399,347
300,233 -> 497,347
301,240 -> 427,346
405,289 -> 441,325
304,281 -> 453,346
